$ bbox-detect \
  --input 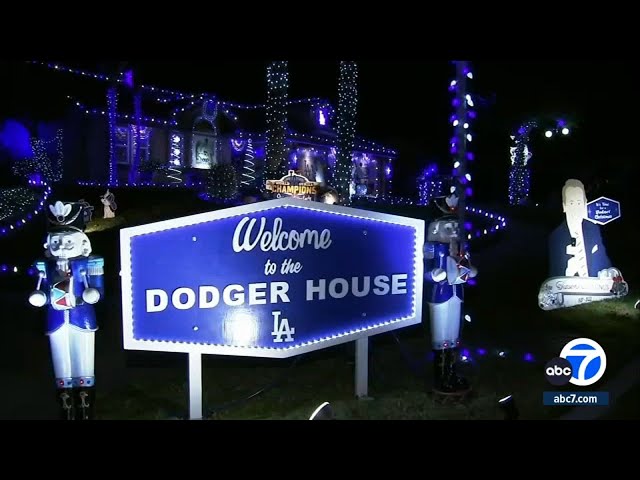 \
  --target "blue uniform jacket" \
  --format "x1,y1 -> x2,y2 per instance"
34,256 -> 104,334
423,242 -> 464,304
